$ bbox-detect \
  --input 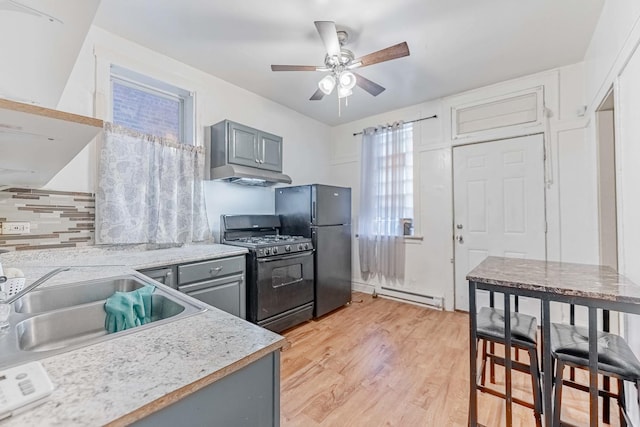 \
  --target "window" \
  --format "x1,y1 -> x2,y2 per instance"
358,121 -> 414,281
377,123 -> 414,226
359,122 -> 414,237
110,65 -> 194,144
